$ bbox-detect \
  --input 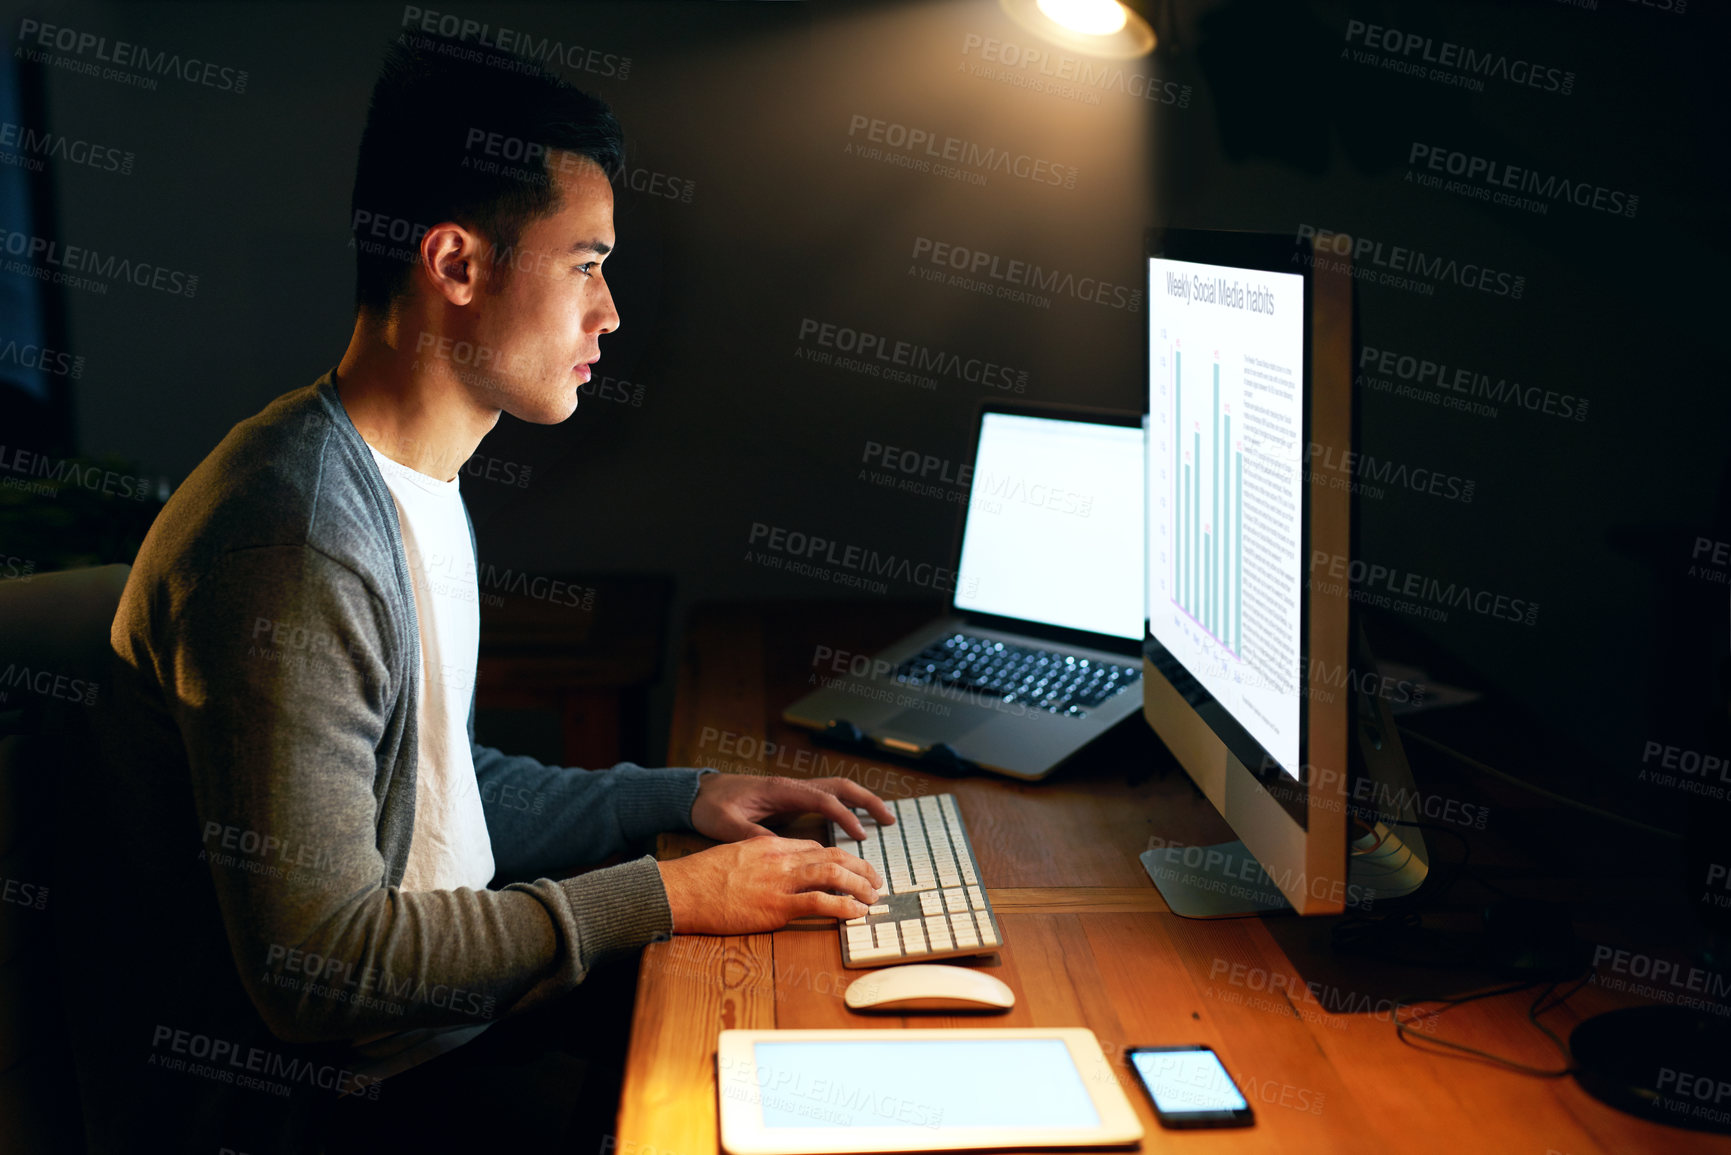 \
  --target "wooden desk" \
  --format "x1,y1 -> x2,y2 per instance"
617,601 -> 1723,1155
